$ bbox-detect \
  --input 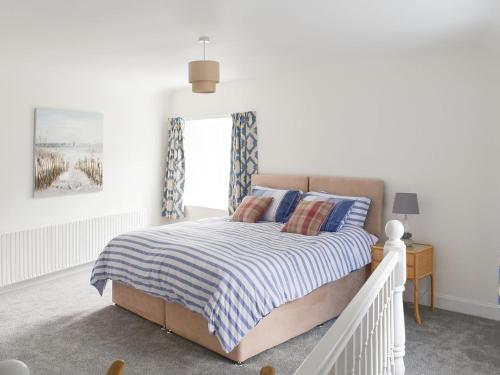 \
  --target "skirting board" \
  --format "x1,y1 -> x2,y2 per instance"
0,262 -> 93,296
404,287 -> 499,321
434,293 -> 499,321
